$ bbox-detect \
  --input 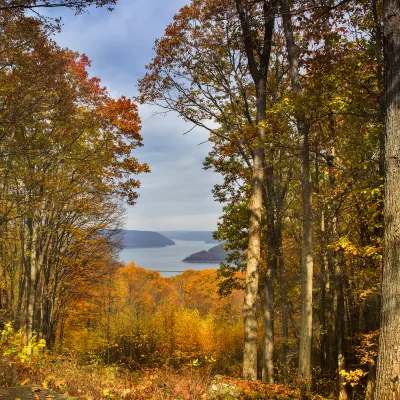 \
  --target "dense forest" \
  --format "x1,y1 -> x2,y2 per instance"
0,0 -> 399,399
